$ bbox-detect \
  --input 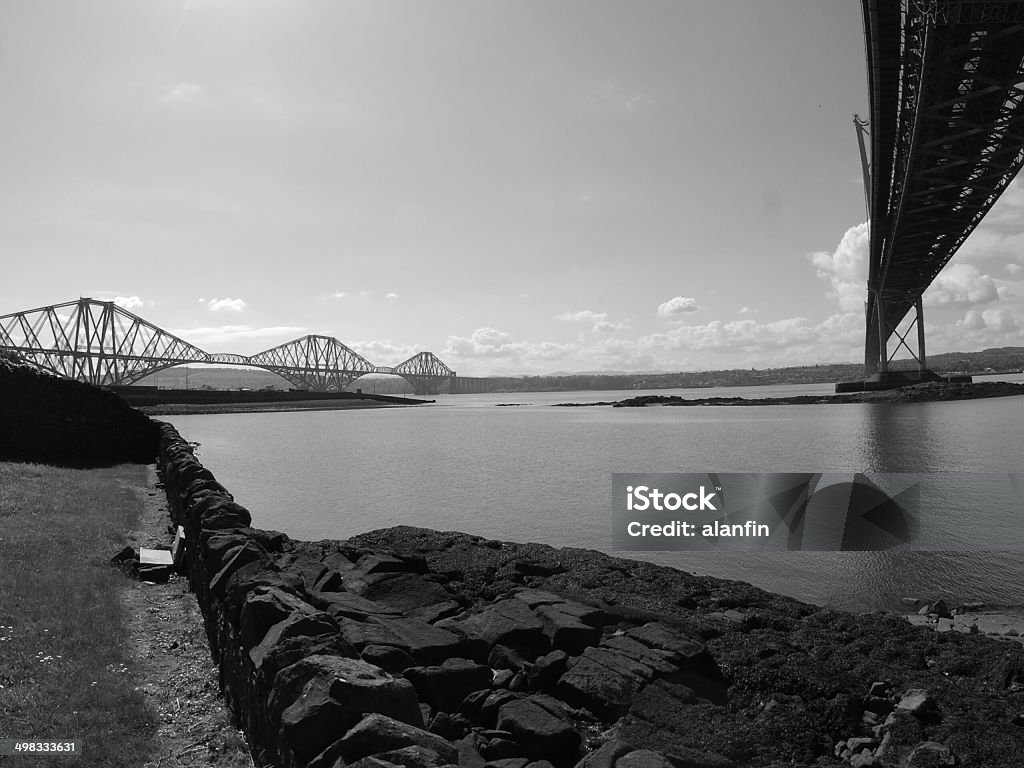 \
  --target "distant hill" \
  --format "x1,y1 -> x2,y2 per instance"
127,347 -> 1024,394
